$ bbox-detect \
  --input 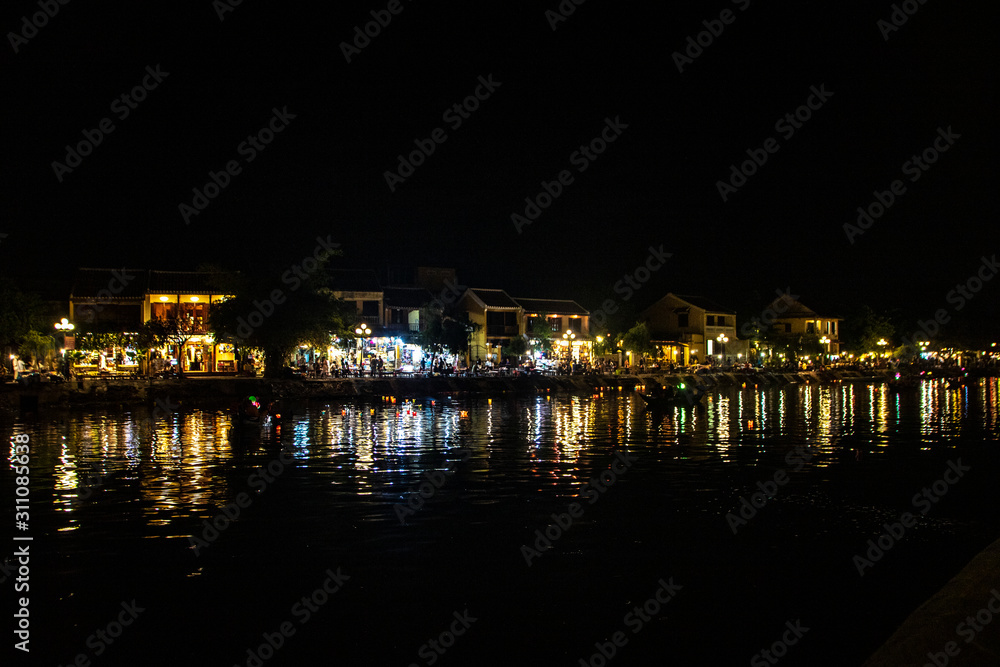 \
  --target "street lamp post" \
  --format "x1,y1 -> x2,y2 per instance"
562,331 -> 576,366
716,333 -> 729,366
354,324 -> 371,370
819,335 -> 830,366
55,318 -> 75,377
